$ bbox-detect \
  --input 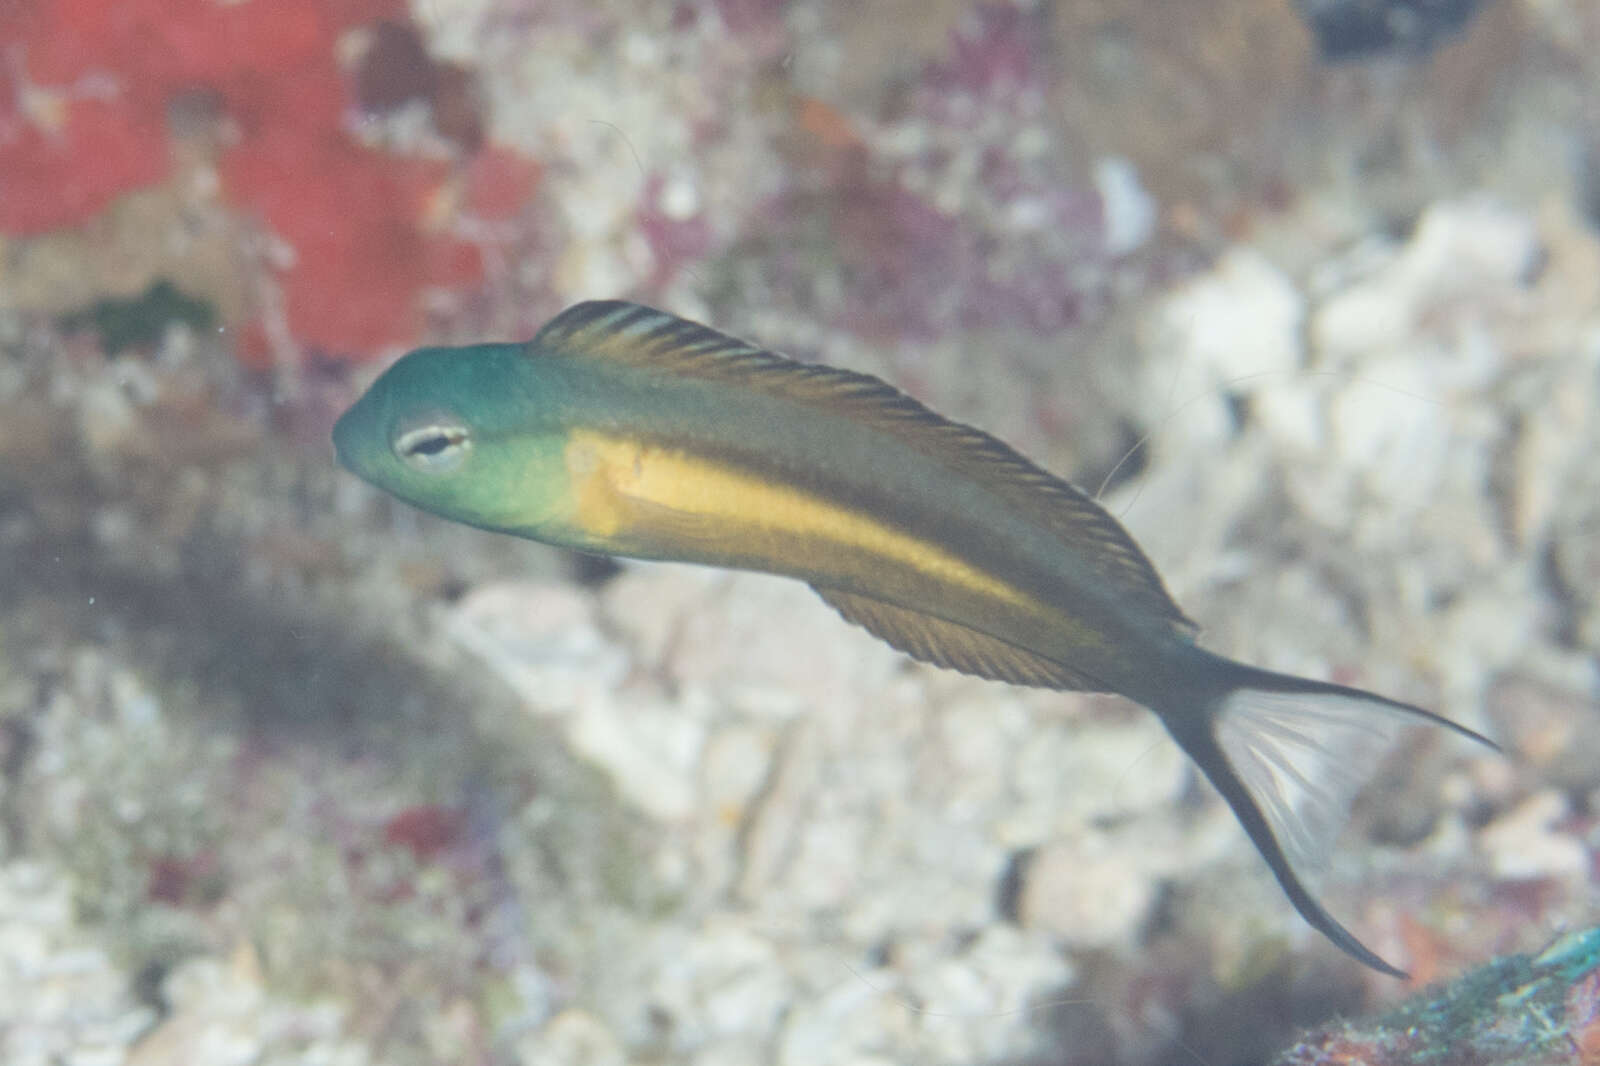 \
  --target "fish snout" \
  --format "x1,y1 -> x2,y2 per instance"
331,401 -> 374,478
